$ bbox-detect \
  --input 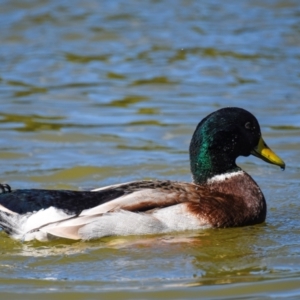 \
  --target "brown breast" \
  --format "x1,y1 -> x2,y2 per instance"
186,171 -> 267,227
